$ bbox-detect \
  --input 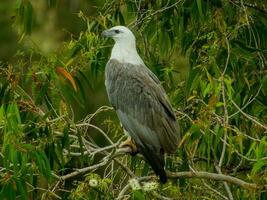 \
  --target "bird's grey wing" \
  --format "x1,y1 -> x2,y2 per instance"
105,59 -> 180,183
144,67 -> 177,121
105,59 -> 180,153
